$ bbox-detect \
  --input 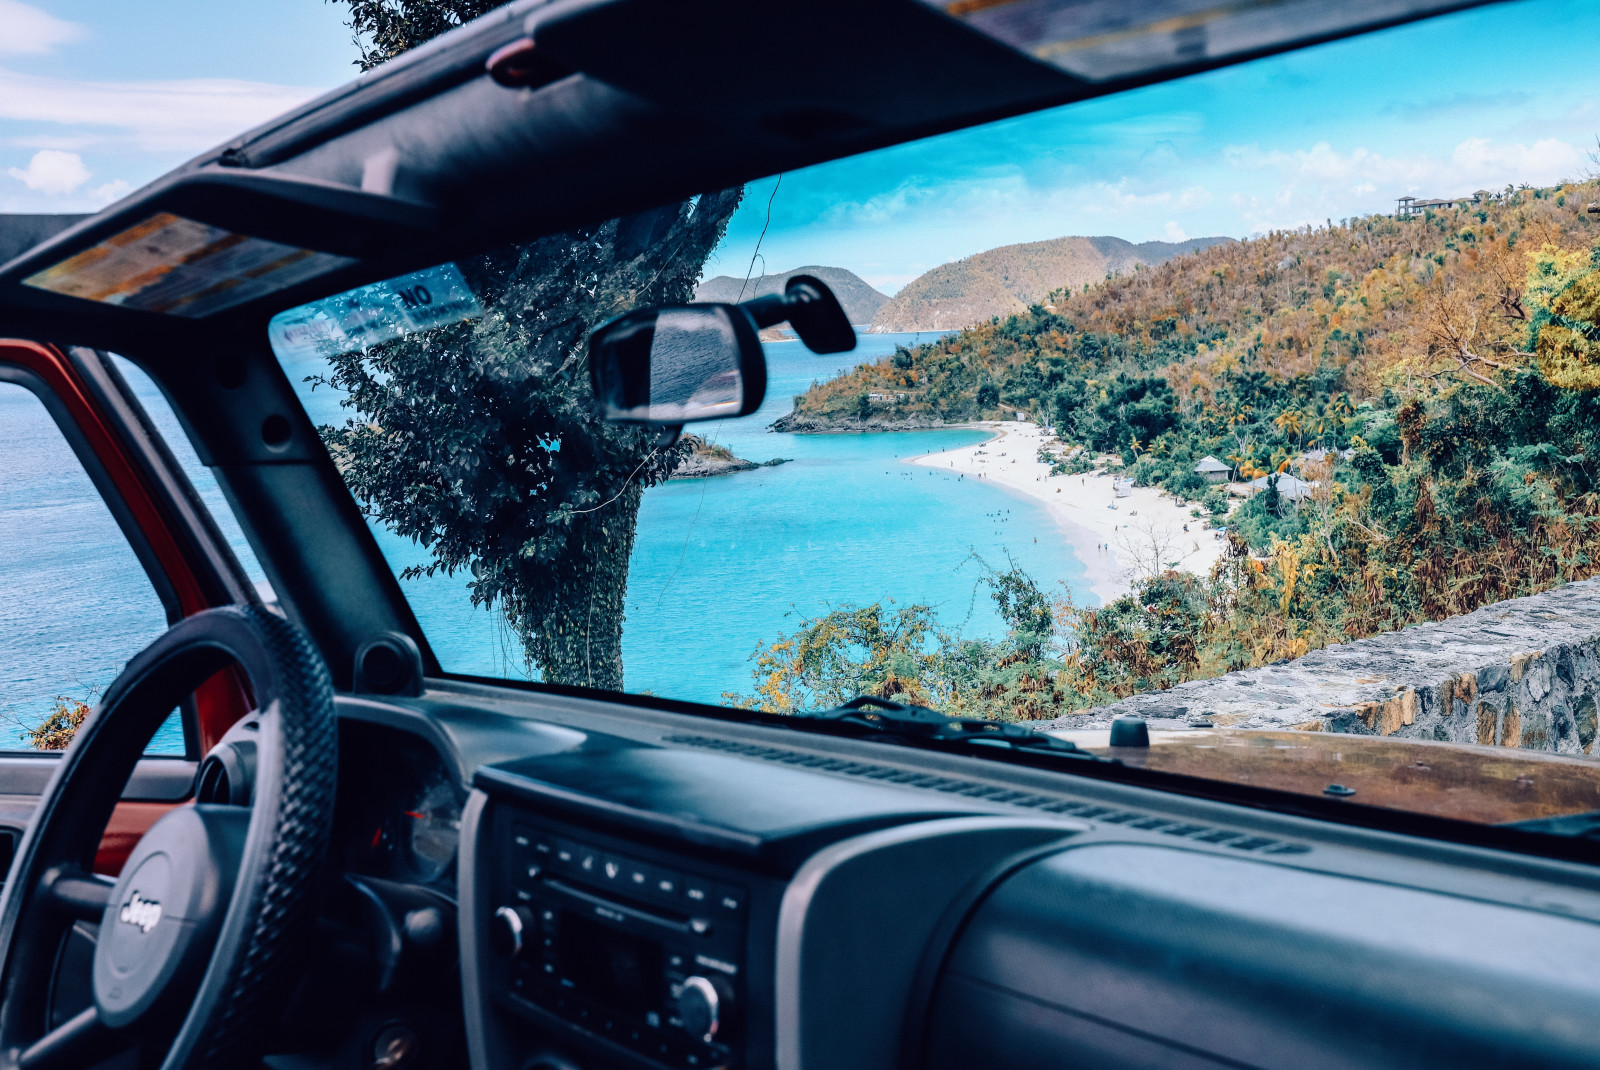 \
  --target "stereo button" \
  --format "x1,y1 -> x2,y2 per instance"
714,886 -> 745,915
490,905 -> 535,959
677,975 -> 735,1044
683,878 -> 712,906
